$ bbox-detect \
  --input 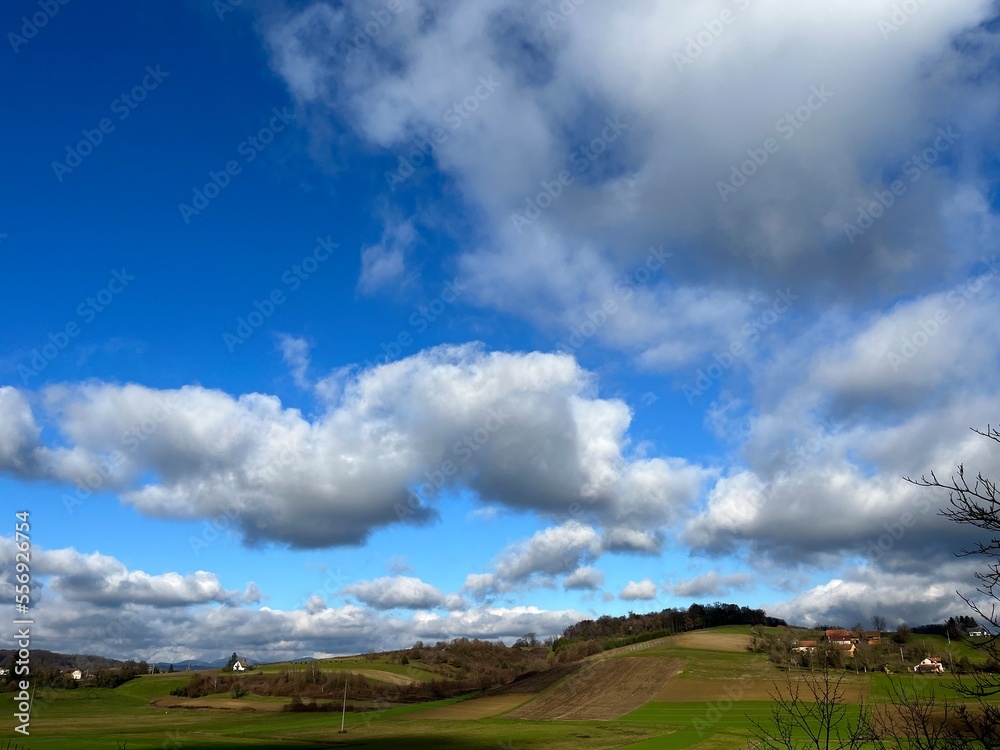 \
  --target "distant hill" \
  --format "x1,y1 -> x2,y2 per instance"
0,649 -> 124,671
154,654 -> 315,671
